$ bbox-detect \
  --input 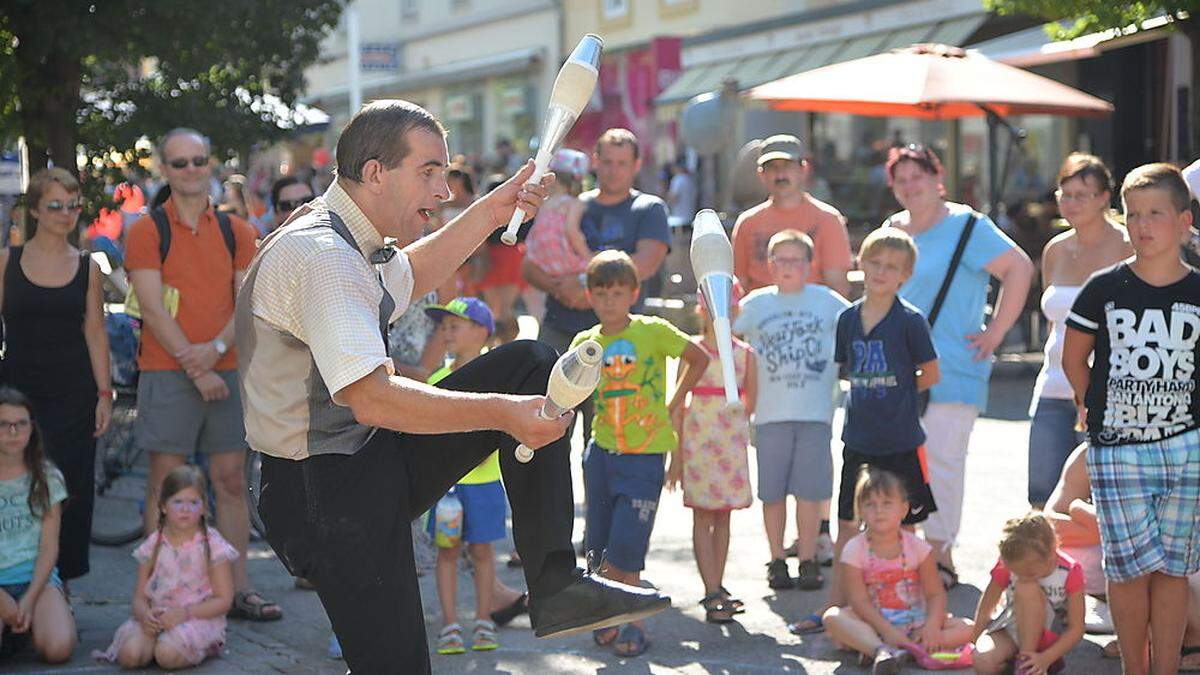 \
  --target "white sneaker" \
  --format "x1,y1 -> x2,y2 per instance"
1085,598 -> 1114,634
816,533 -> 835,567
